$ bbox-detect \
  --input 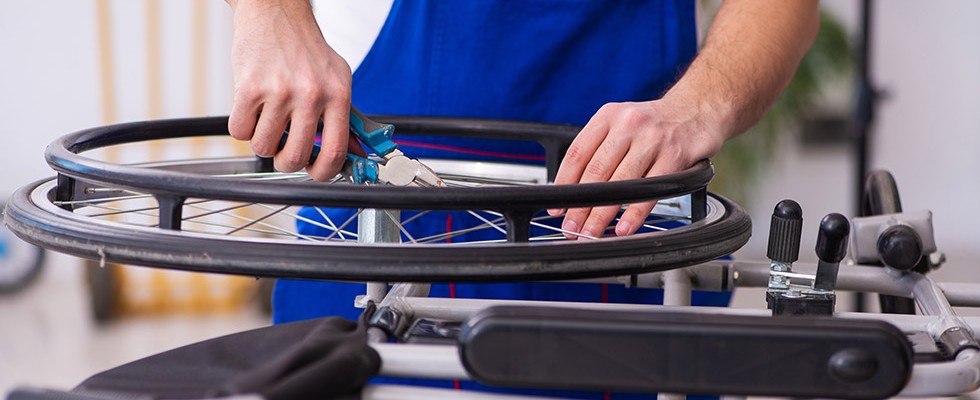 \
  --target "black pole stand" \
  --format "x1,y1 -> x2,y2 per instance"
852,0 -> 876,312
